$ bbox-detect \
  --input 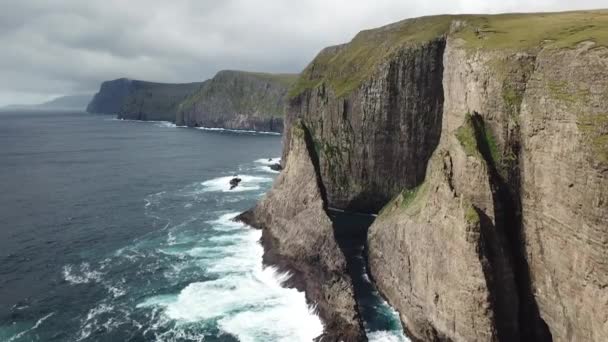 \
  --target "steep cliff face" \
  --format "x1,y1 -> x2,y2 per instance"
518,44 -> 608,341
86,78 -> 133,114
117,81 -> 202,121
86,78 -> 202,121
237,120 -> 364,341
286,17 -> 450,212
251,10 -> 608,342
177,70 -> 298,132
